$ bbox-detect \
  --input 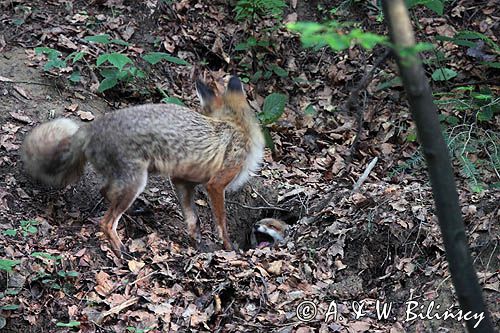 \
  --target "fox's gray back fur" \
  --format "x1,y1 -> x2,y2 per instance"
86,104 -> 256,185
22,103 -> 264,189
